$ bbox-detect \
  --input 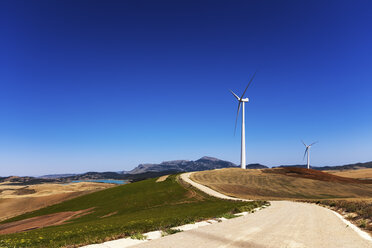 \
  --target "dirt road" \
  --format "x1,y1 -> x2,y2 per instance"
180,172 -> 250,201
131,172 -> 372,248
